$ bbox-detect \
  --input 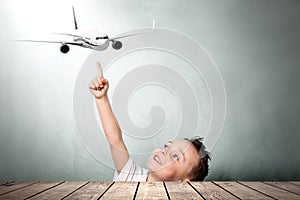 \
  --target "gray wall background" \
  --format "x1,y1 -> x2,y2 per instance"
0,0 -> 299,181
